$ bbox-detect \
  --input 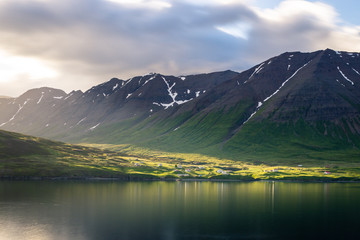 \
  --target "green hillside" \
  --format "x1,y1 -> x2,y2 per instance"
1,126 -> 360,181
69,111 -> 360,181
73,101 -> 360,168
0,130 -> 138,179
